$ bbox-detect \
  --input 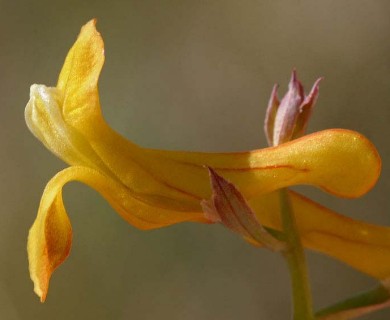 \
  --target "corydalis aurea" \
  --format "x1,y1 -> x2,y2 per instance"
25,20 -> 388,303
